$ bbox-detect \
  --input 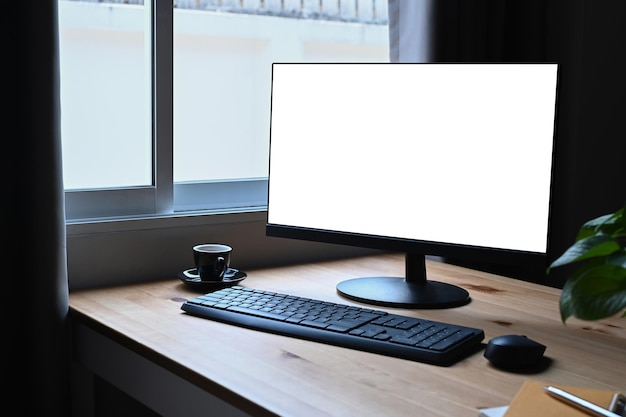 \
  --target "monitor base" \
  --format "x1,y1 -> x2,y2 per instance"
336,276 -> 470,309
